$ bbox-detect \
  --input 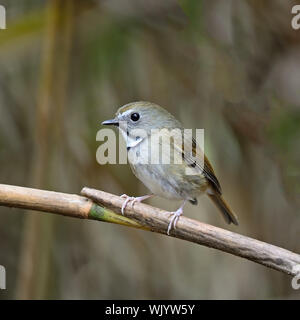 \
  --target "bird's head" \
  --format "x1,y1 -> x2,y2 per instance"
102,101 -> 181,137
